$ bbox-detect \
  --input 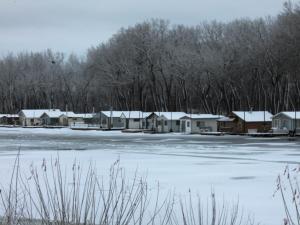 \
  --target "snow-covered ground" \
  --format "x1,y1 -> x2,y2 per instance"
0,127 -> 299,224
